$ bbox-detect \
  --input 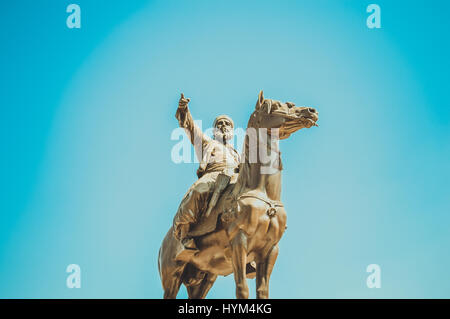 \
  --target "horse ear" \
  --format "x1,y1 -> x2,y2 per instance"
255,90 -> 264,110
266,99 -> 272,114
